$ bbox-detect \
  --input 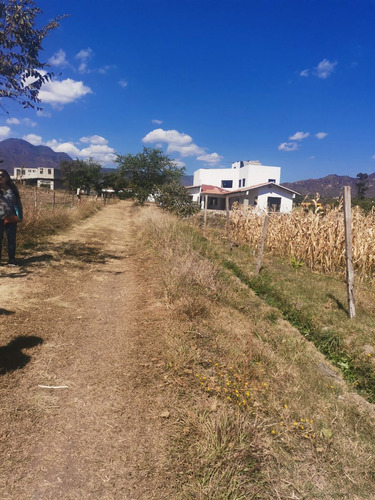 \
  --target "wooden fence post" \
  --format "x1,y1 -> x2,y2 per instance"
255,212 -> 269,275
203,194 -> 208,237
34,186 -> 37,209
52,190 -> 56,210
226,196 -> 230,247
343,186 -> 356,319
